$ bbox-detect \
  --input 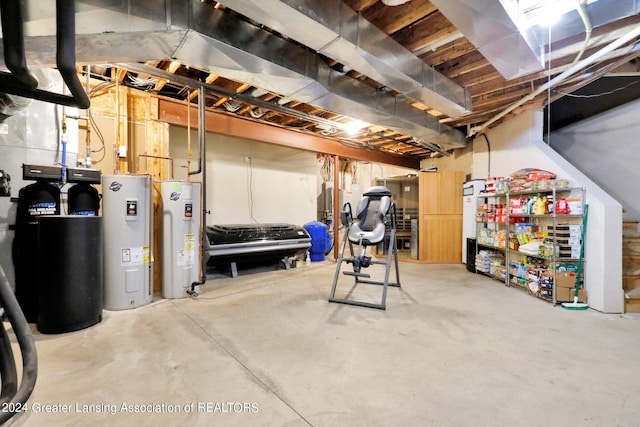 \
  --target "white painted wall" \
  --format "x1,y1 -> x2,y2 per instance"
472,110 -> 624,313
549,98 -> 640,222
169,126 -> 418,228
170,127 -> 319,227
